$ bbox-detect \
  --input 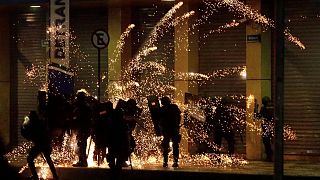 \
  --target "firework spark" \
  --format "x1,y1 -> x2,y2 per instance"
284,28 -> 306,50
